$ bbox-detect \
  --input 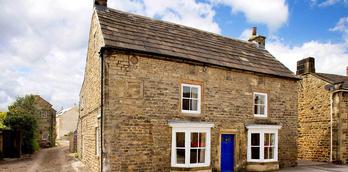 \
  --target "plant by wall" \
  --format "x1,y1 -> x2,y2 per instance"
4,95 -> 40,154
